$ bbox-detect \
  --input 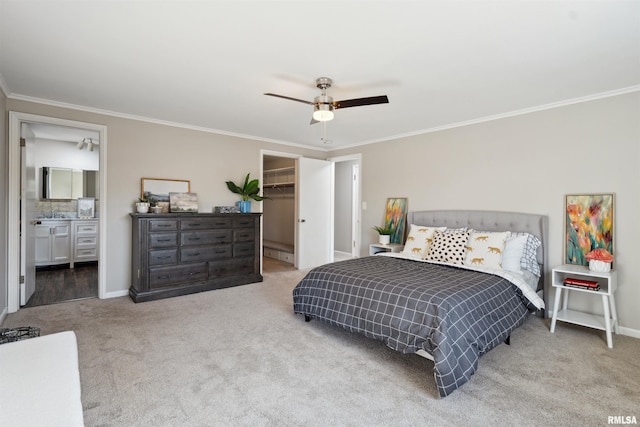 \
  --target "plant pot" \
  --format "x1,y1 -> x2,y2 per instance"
136,203 -> 149,213
589,260 -> 611,272
378,234 -> 390,245
237,200 -> 251,213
